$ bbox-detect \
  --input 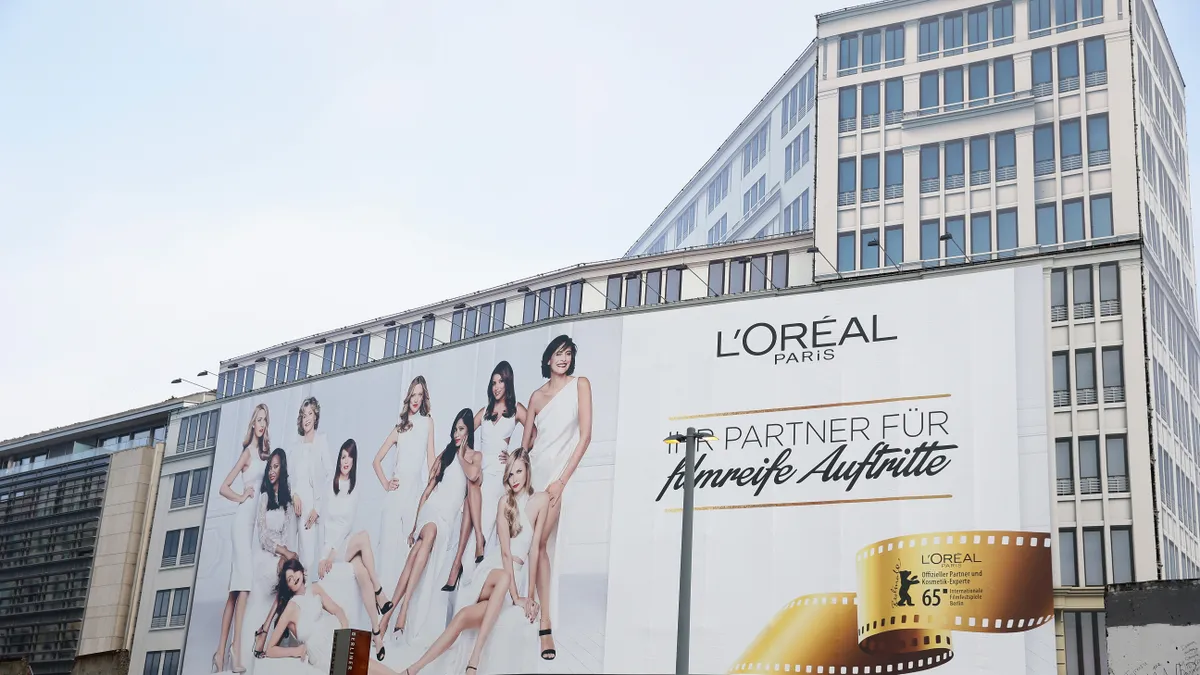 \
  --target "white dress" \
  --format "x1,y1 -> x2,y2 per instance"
254,498 -> 296,596
530,378 -> 579,492
380,416 -> 432,587
292,433 -> 331,574
291,591 -> 340,673
477,413 -> 517,551
318,480 -> 363,628
229,449 -> 267,592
